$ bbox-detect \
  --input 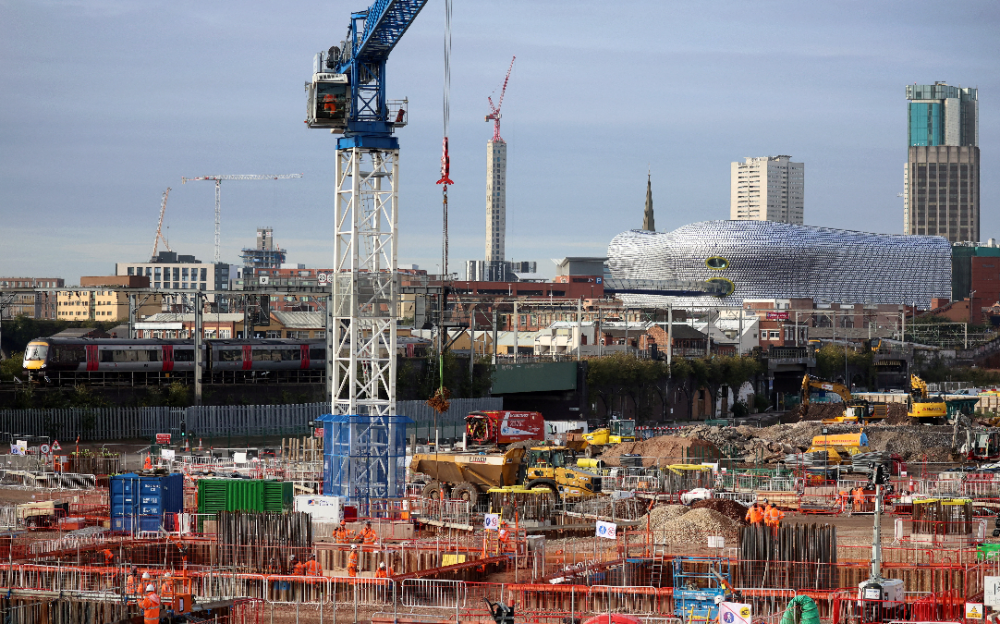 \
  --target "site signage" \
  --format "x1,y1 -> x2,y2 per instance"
719,602 -> 752,624
484,514 -> 500,531
314,428 -> 324,439
966,603 -> 984,619
156,433 -> 171,444
765,312 -> 789,321
595,520 -> 617,539
985,576 -> 1000,608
